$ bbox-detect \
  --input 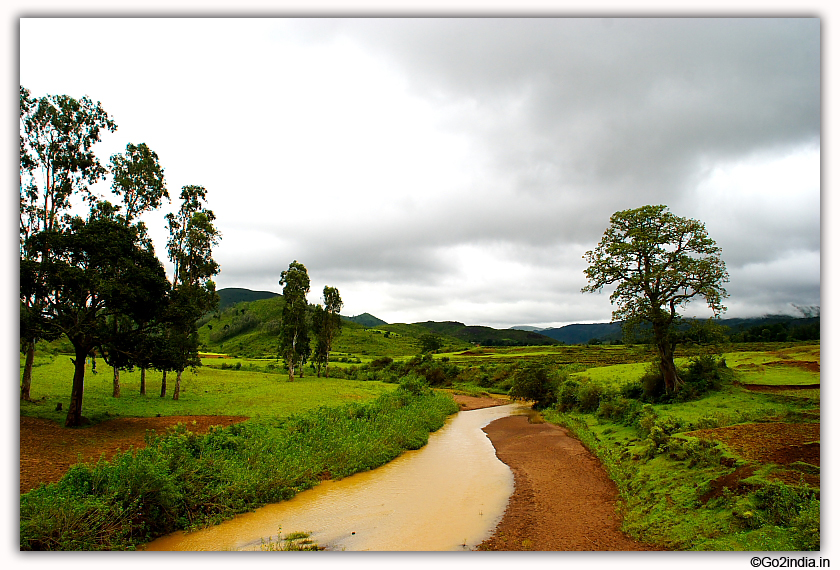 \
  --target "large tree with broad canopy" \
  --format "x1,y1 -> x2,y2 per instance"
582,204 -> 729,394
